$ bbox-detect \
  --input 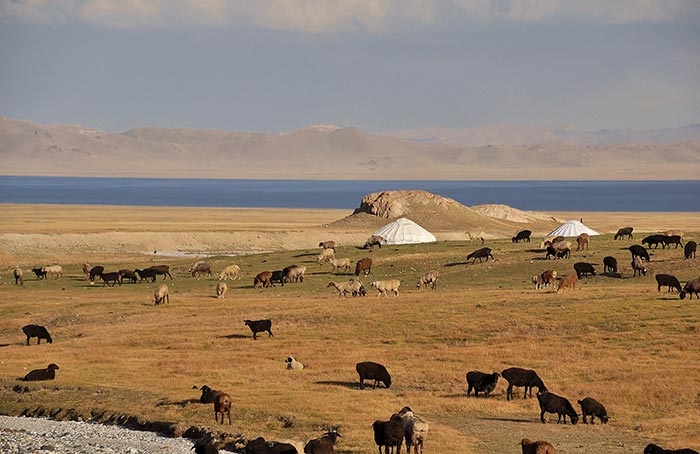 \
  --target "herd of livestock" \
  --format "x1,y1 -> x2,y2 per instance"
5,227 -> 700,453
